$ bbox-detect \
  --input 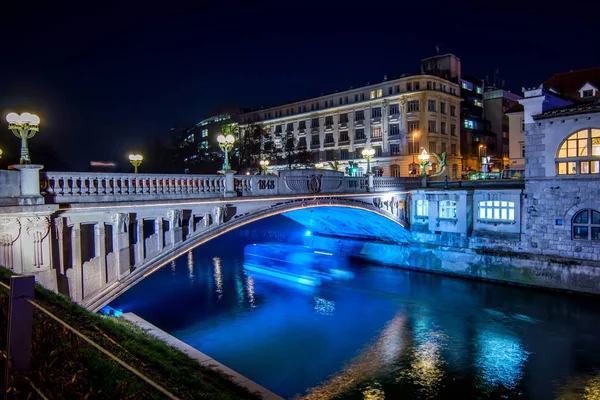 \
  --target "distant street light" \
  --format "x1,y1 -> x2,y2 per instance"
128,154 -> 143,173
0,148 -> 3,159
6,112 -> 40,164
479,144 -> 487,172
361,148 -> 375,175
412,131 -> 419,154
259,159 -> 269,175
217,133 -> 235,171
418,149 -> 430,176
